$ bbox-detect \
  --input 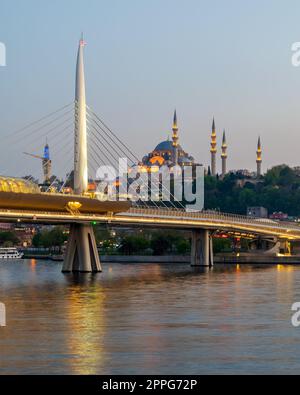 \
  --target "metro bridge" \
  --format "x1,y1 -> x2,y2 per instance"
0,201 -> 299,269
1,37 -> 299,272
